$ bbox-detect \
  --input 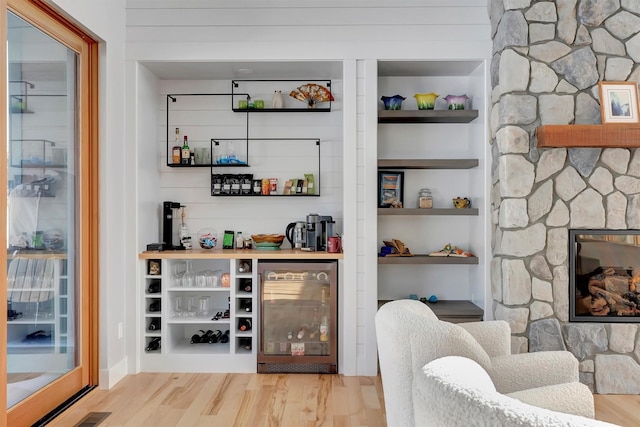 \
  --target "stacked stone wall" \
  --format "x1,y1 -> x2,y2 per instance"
489,0 -> 640,393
